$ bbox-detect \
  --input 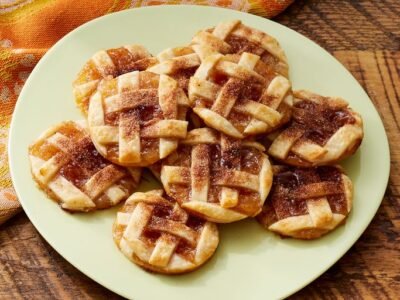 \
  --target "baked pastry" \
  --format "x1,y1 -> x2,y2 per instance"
188,110 -> 206,129
73,44 -> 157,114
87,70 -> 190,167
113,190 -> 219,274
147,162 -> 162,182
188,51 -> 292,138
257,165 -> 353,239
29,121 -> 141,212
191,20 -> 289,78
161,128 -> 273,223
147,46 -> 203,92
268,90 -> 363,166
